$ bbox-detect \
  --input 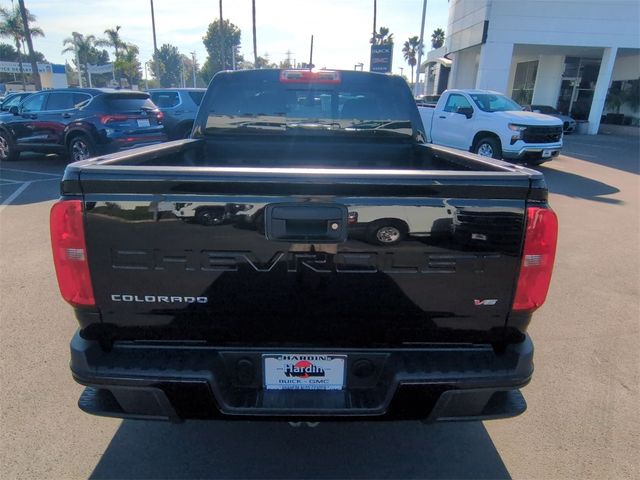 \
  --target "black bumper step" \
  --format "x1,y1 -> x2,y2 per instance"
71,331 -> 533,421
